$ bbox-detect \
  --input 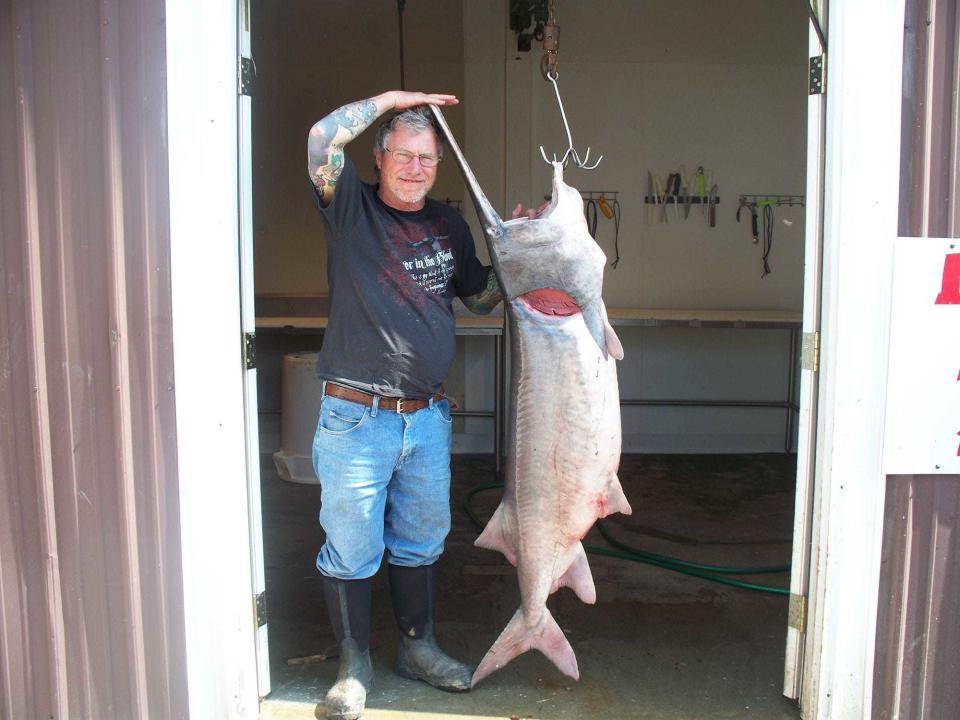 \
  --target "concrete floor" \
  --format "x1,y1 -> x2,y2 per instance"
259,453 -> 802,720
